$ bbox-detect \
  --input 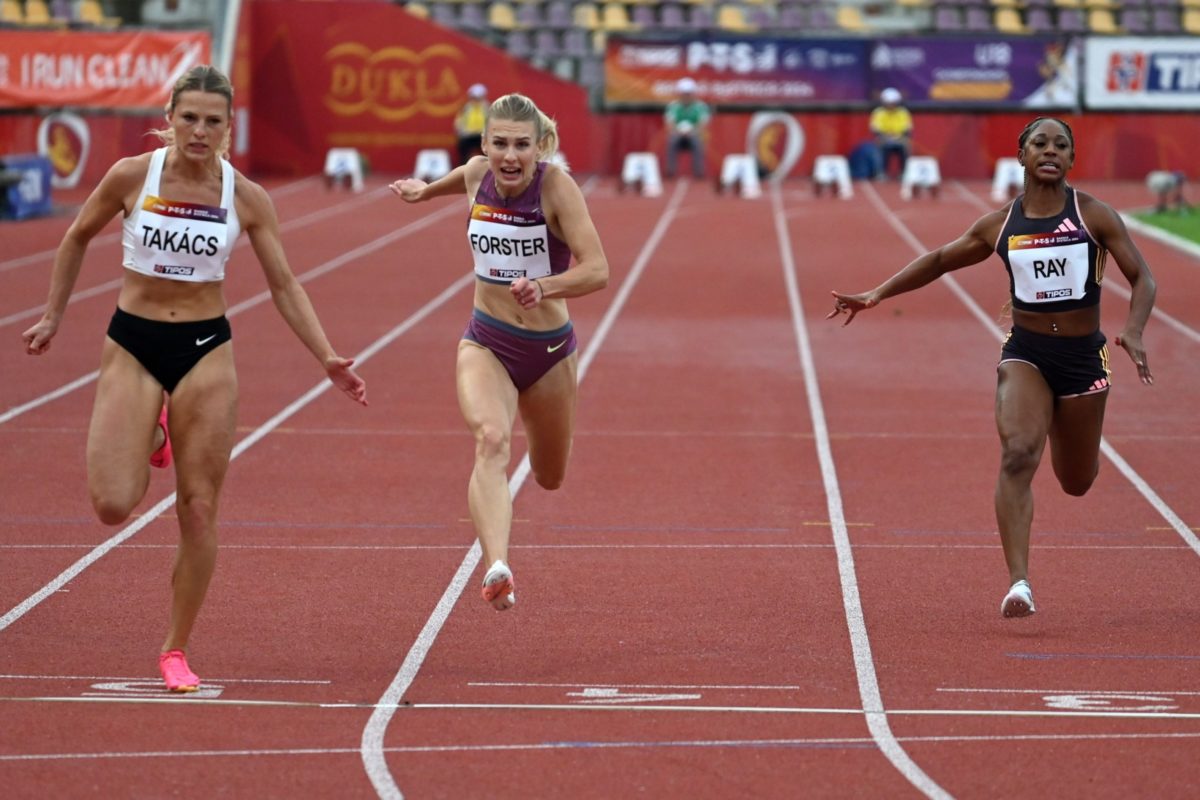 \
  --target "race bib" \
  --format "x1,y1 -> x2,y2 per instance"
468,204 -> 552,284
1008,230 -> 1090,304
